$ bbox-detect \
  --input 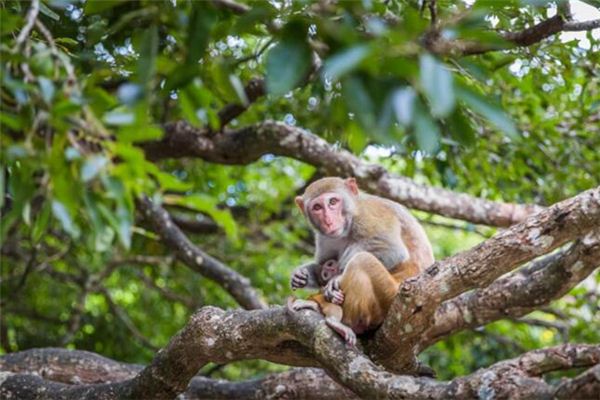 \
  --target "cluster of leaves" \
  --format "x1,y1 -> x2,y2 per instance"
1,0 -> 598,379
